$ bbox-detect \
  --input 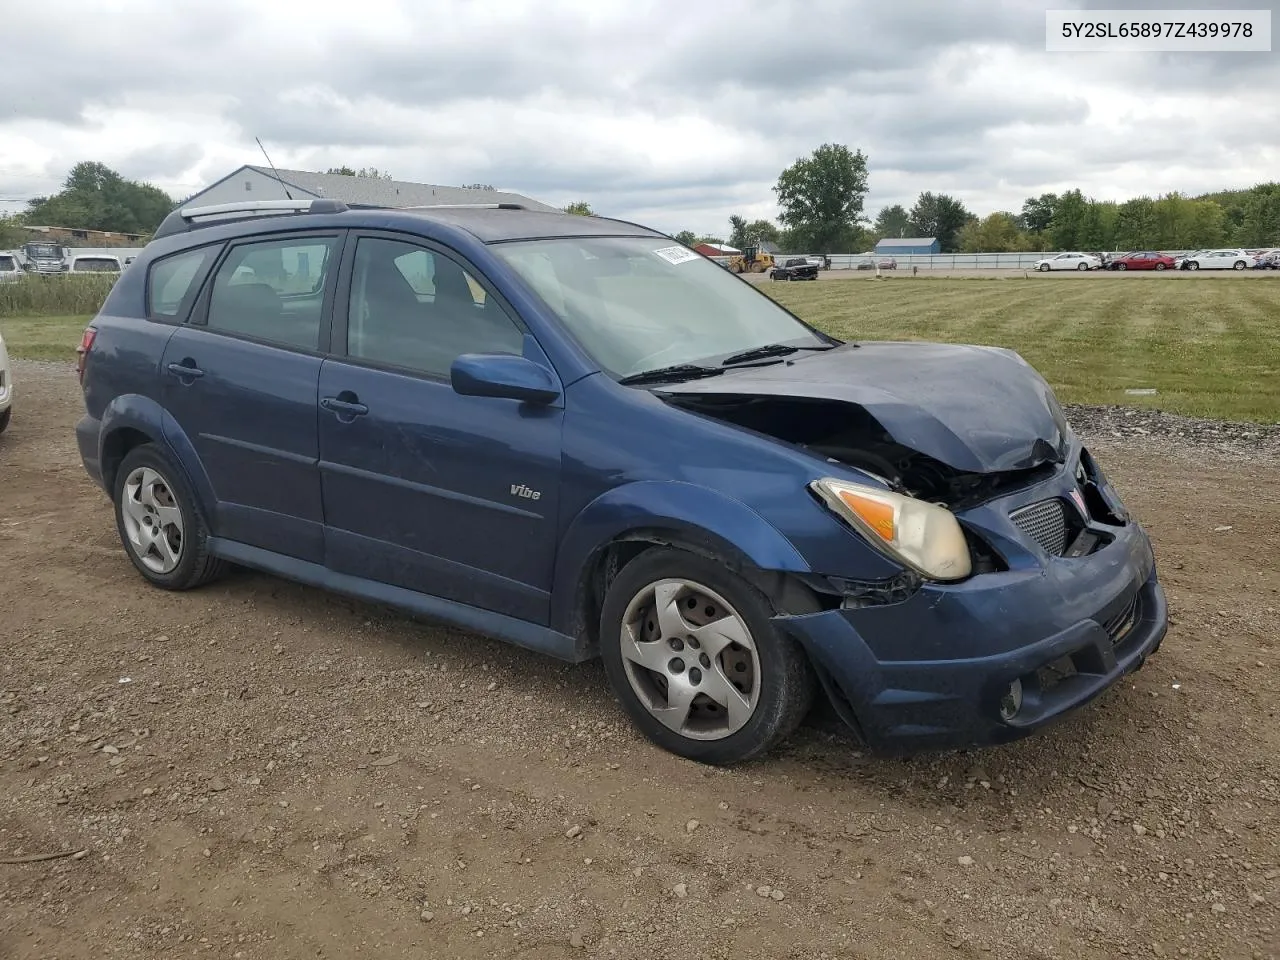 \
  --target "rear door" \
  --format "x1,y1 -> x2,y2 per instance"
317,232 -> 564,623
159,230 -> 345,562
